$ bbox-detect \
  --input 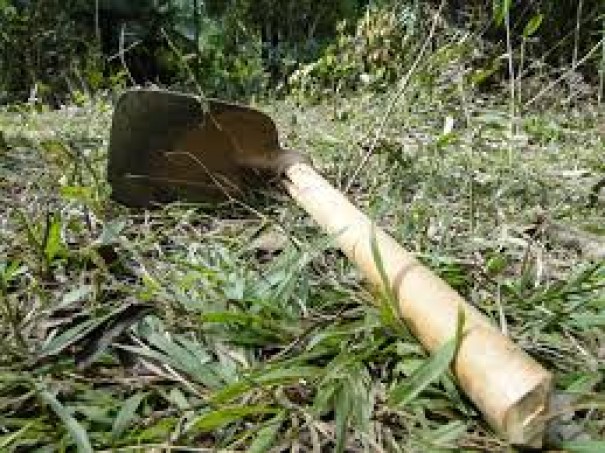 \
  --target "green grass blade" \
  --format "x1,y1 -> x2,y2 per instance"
111,392 -> 146,441
0,423 -> 32,449
43,214 -> 66,263
334,385 -> 351,453
37,388 -> 93,453
211,365 -> 322,404
190,405 -> 277,432
37,318 -> 104,358
389,307 -> 465,407
369,224 -> 402,327
423,420 -> 467,447
248,411 -> 285,453
561,440 -> 605,453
